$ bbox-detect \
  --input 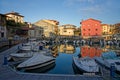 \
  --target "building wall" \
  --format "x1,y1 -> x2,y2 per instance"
28,30 -> 35,38
34,20 -> 58,38
0,14 -> 7,38
81,18 -> 102,38
59,24 -> 76,36
102,24 -> 113,40
5,12 -> 24,23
